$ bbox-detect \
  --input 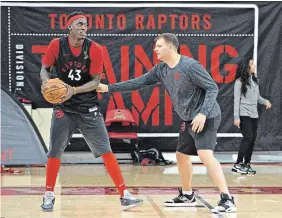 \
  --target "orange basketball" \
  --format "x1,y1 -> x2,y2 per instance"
42,78 -> 68,104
